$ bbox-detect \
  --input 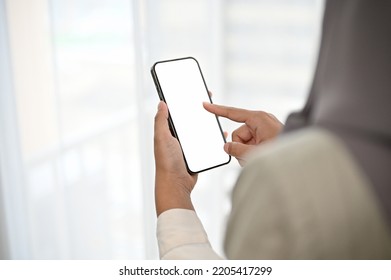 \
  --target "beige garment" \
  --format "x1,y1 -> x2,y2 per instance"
157,209 -> 221,259
157,129 -> 391,259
